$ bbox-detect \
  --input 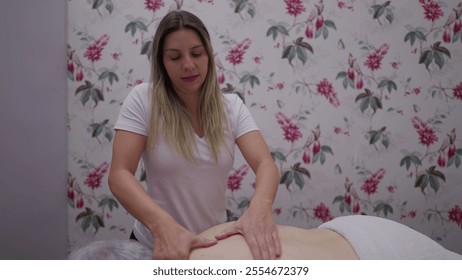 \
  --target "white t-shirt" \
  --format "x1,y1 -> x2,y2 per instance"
114,83 -> 258,248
